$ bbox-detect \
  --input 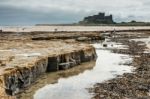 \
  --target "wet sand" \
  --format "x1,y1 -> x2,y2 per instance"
1,26 -> 150,32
